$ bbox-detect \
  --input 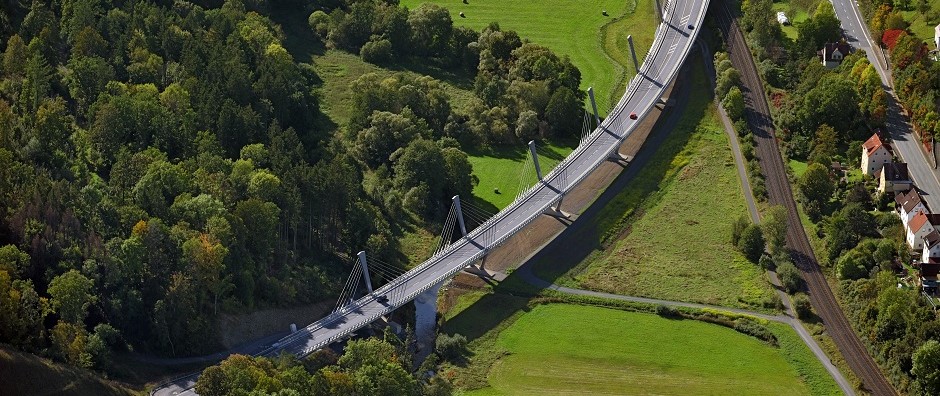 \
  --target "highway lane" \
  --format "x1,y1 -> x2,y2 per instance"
152,0 -> 709,394
831,0 -> 940,209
